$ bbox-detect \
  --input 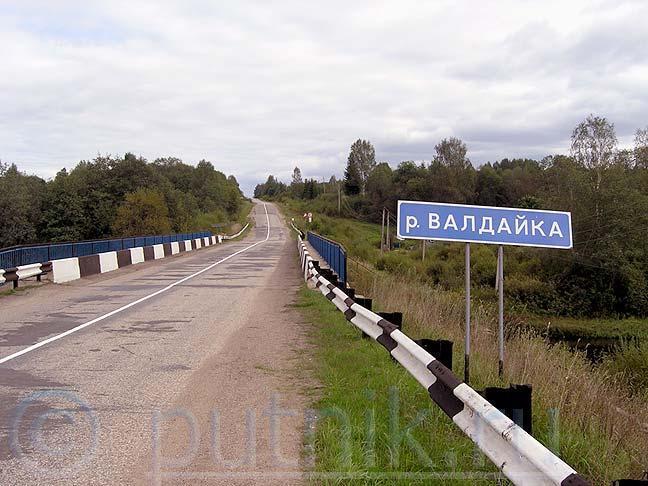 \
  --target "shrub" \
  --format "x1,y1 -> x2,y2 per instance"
376,252 -> 415,275
506,275 -> 558,314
